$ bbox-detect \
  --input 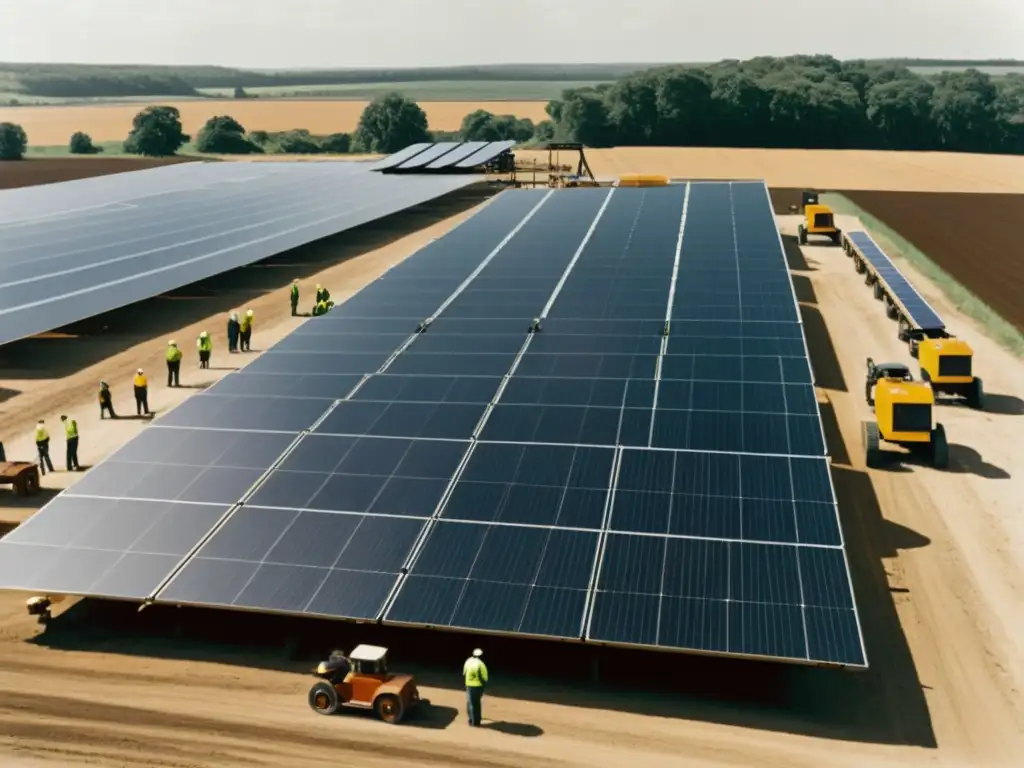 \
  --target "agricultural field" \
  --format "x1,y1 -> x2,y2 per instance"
0,99 -> 551,146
